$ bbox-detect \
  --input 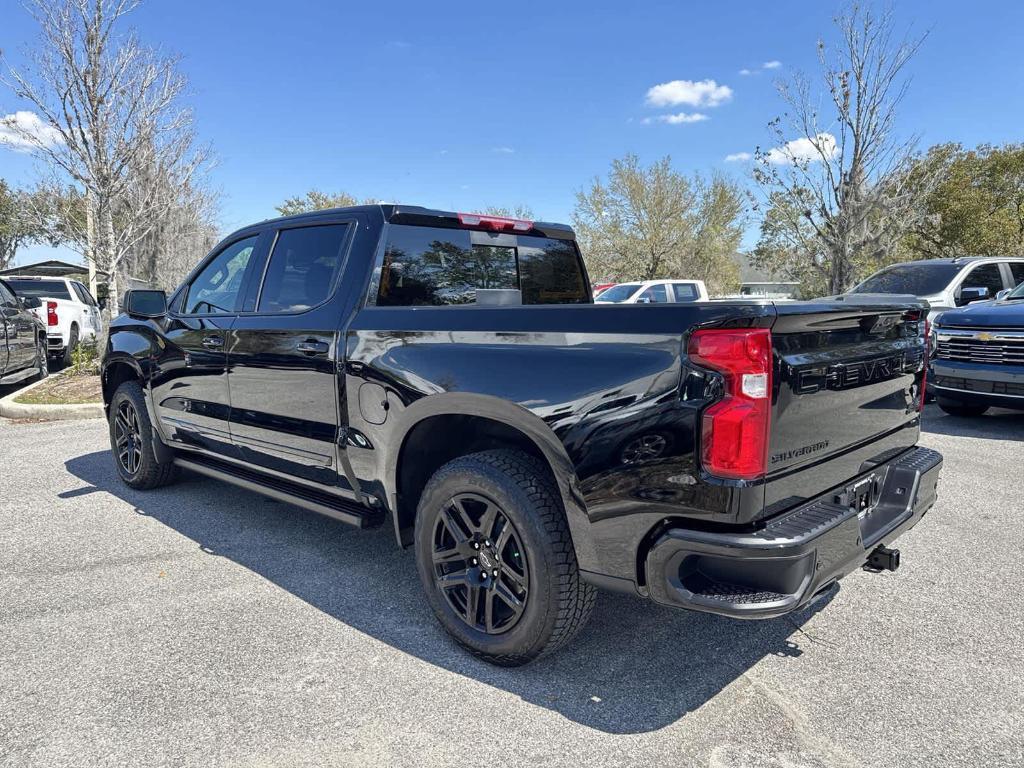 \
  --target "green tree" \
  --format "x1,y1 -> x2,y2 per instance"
573,154 -> 744,294
482,205 -> 535,220
275,190 -> 365,216
906,143 -> 1024,257
0,180 -> 36,270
